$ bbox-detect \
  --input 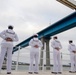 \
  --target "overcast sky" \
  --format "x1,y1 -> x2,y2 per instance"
0,0 -> 76,63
